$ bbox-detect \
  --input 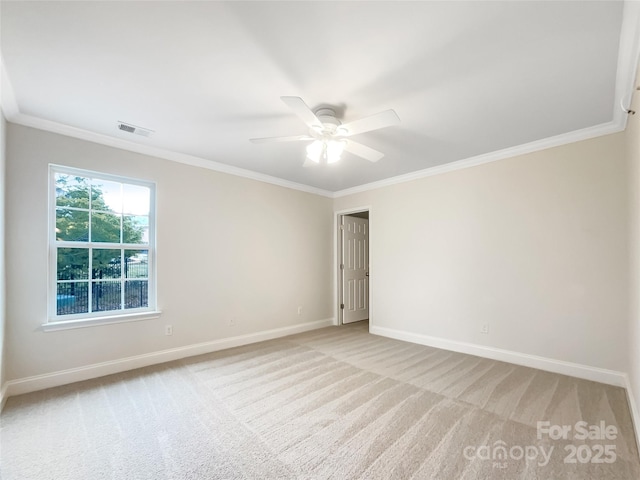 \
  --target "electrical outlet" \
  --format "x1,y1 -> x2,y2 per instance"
480,323 -> 489,334
297,306 -> 303,315
165,325 -> 173,336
